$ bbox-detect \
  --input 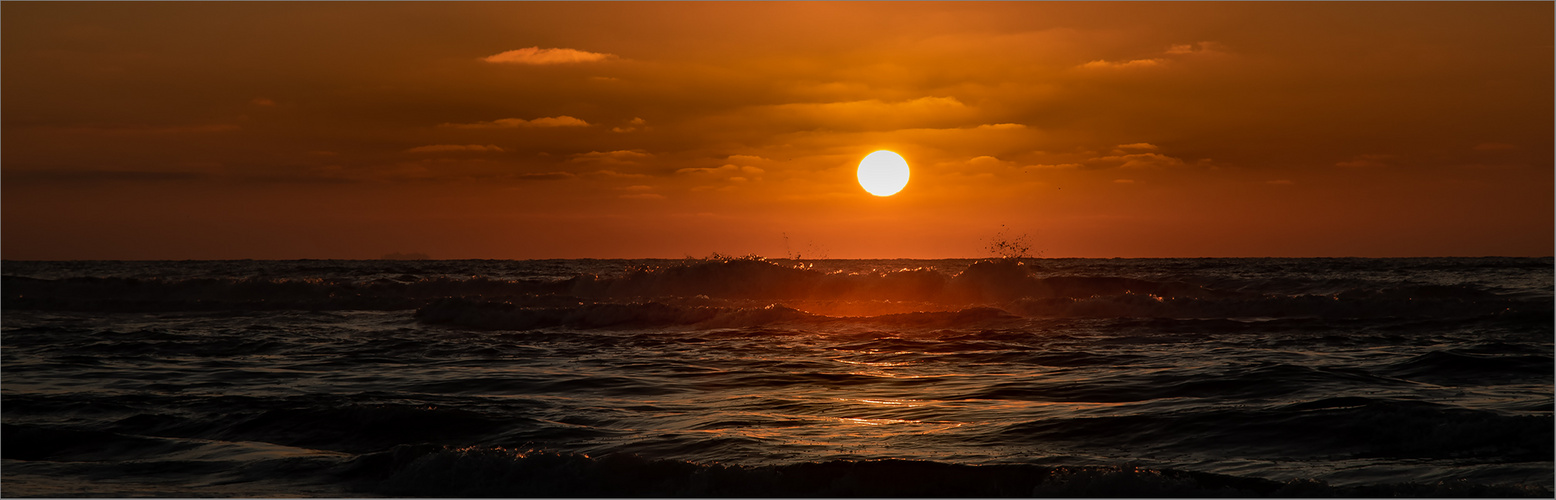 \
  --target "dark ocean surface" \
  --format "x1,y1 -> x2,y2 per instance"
2,257 -> 1551,497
